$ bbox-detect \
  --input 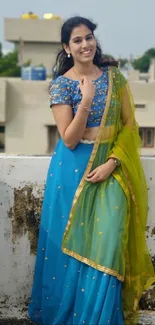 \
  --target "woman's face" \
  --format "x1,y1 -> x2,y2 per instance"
65,24 -> 97,64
